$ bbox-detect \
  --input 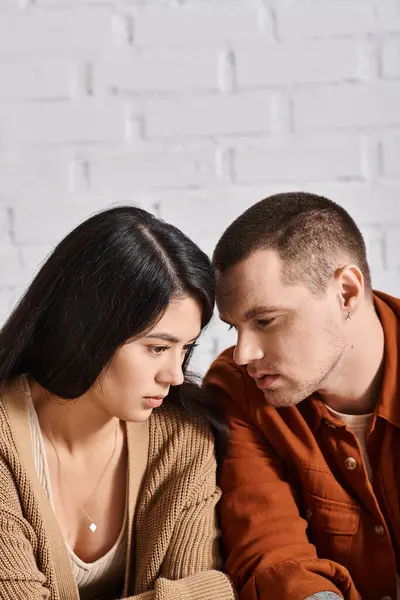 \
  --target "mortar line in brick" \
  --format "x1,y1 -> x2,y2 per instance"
215,146 -> 234,183
258,2 -> 275,40
151,201 -> 161,218
7,208 -> 15,244
381,231 -> 389,271
218,49 -> 236,93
